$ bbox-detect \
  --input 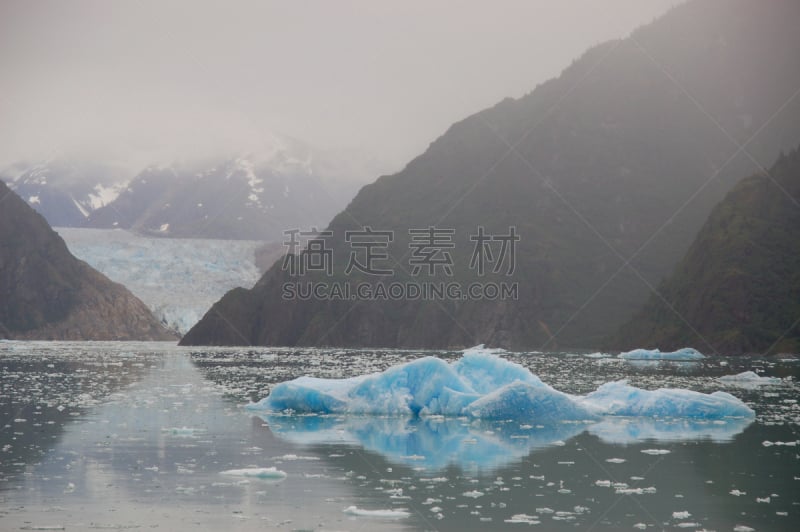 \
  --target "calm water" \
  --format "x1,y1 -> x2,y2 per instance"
0,342 -> 798,531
